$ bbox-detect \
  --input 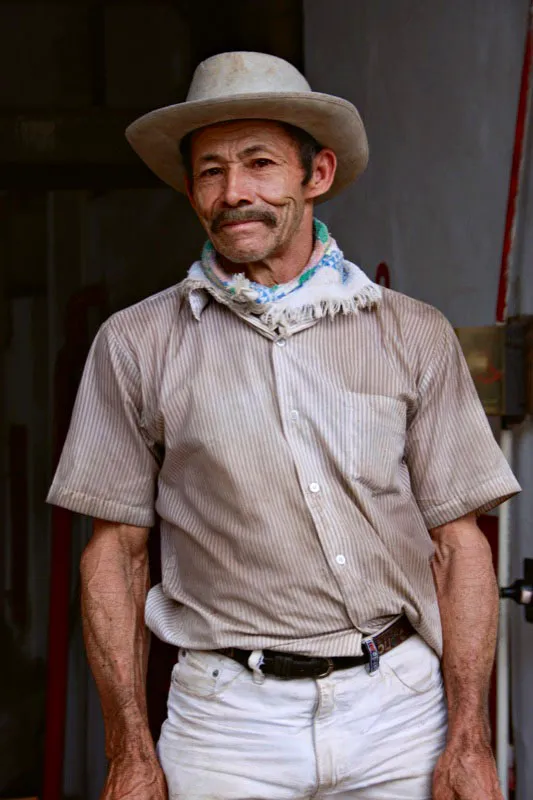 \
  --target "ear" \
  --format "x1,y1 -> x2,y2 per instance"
304,149 -> 337,201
